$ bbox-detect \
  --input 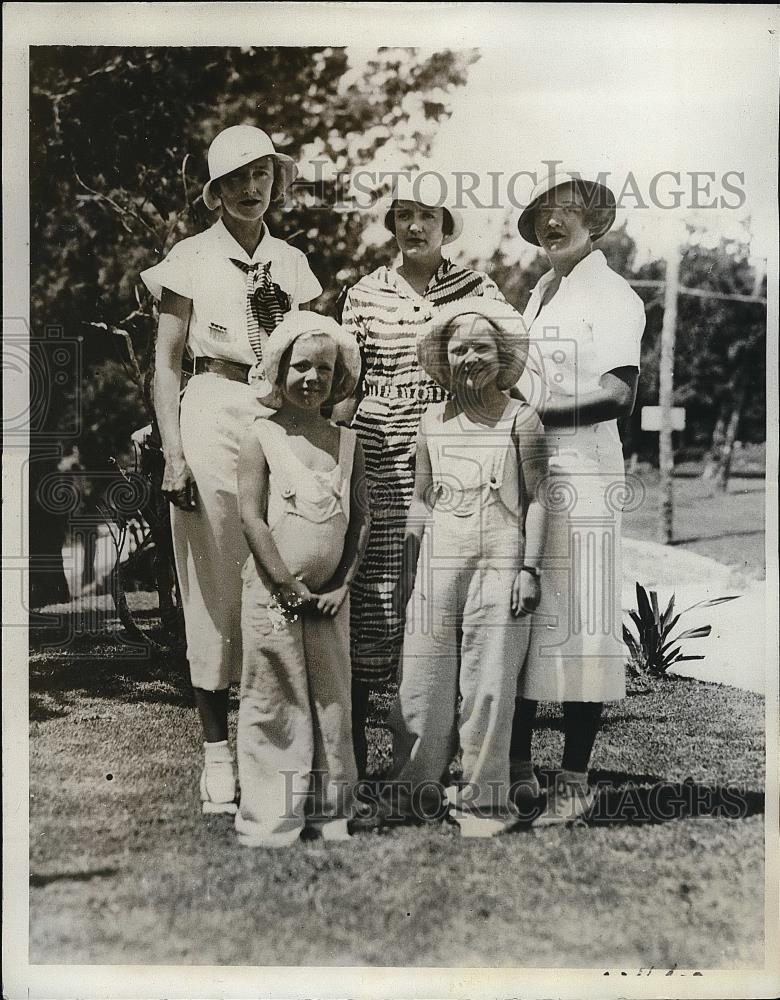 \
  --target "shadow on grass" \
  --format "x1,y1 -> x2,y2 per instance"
29,656 -> 195,710
30,608 -> 177,656
670,528 -> 765,545
29,696 -> 68,722
505,767 -> 765,831
30,613 -> 195,711
30,867 -> 120,888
